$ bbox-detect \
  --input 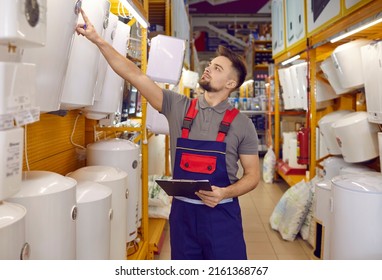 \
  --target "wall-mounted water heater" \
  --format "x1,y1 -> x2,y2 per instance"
0,0 -> 47,47
84,20 -> 131,120
60,0 -> 110,110
21,0 -> 81,113
146,35 -> 186,85
93,13 -> 119,102
361,41 -> 382,124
